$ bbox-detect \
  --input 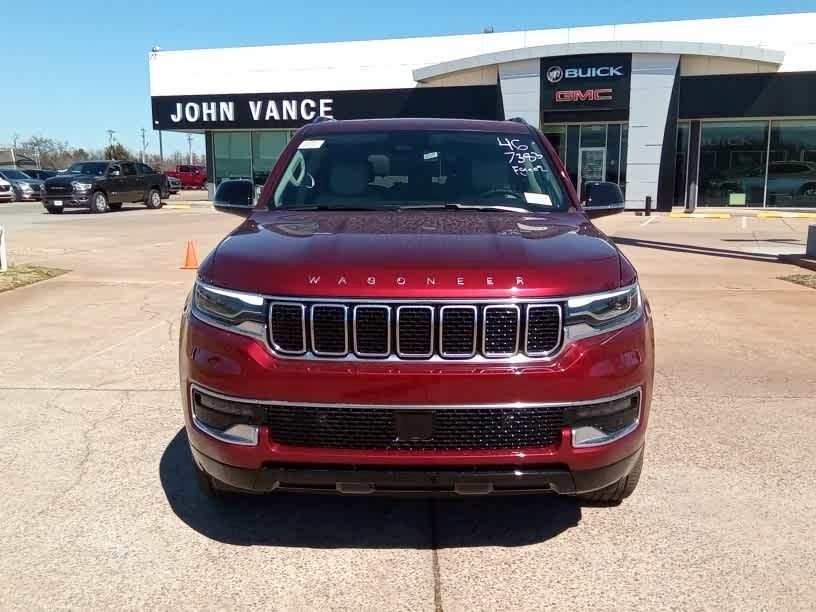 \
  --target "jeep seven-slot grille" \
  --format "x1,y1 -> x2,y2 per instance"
265,404 -> 565,450
267,300 -> 562,360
